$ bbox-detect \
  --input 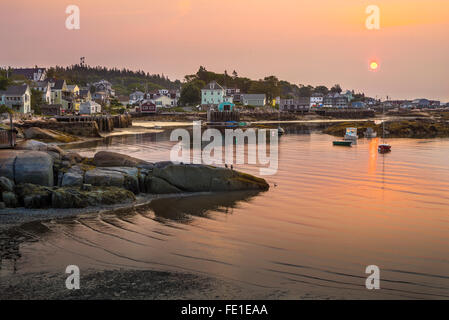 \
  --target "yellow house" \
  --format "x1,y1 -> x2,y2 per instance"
67,84 -> 81,111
